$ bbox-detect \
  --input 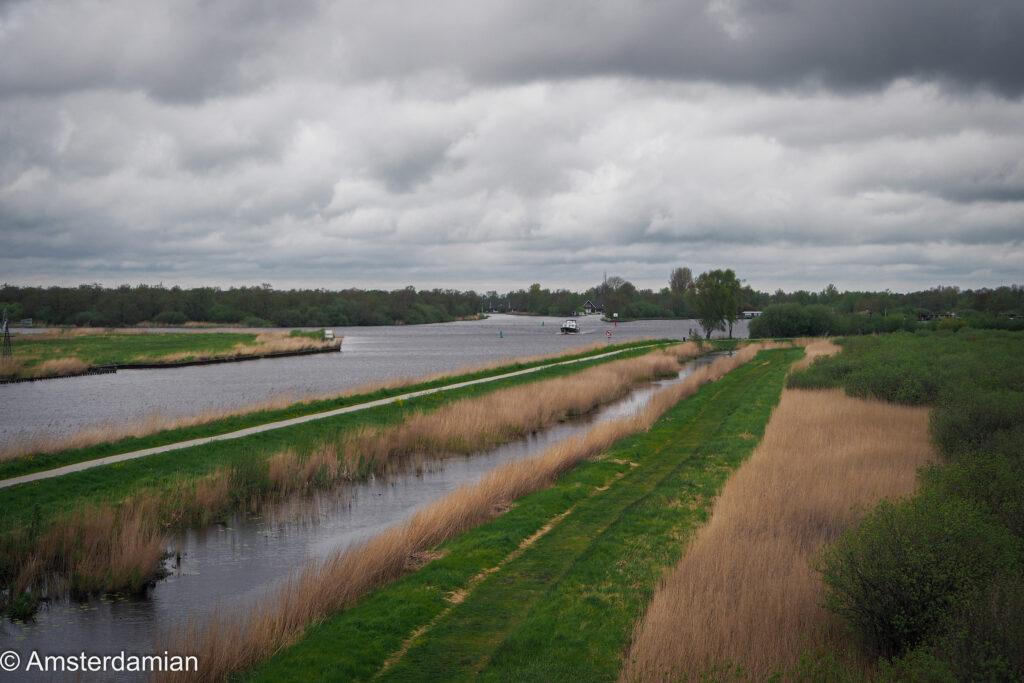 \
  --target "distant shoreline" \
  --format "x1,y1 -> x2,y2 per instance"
0,343 -> 342,384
